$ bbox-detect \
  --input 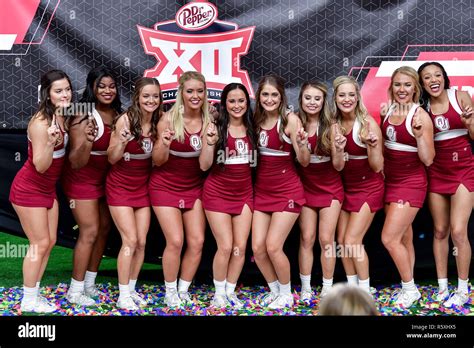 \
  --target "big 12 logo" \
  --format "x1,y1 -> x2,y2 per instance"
138,1 -> 255,103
